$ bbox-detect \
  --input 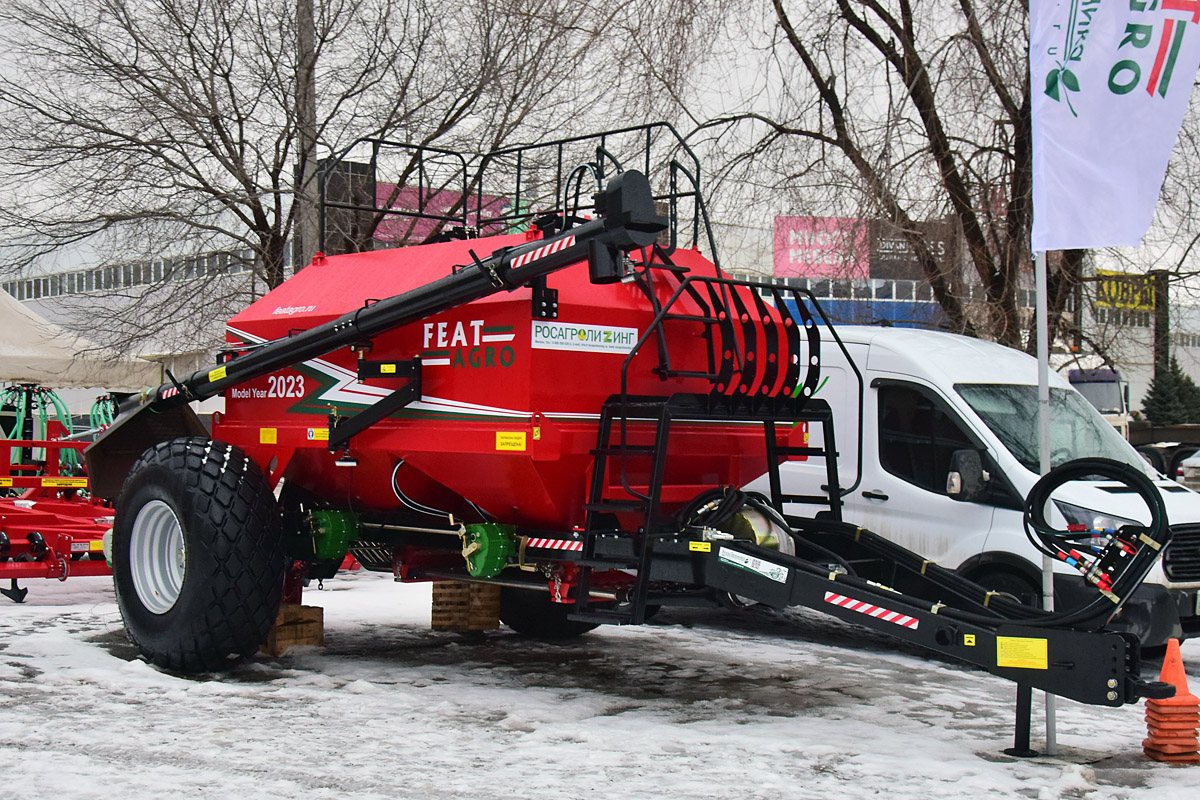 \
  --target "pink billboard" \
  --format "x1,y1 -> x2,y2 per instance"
774,216 -> 869,279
